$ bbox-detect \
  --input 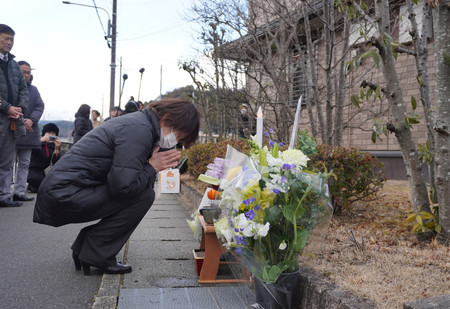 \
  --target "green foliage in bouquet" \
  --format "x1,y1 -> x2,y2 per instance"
216,134 -> 332,284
